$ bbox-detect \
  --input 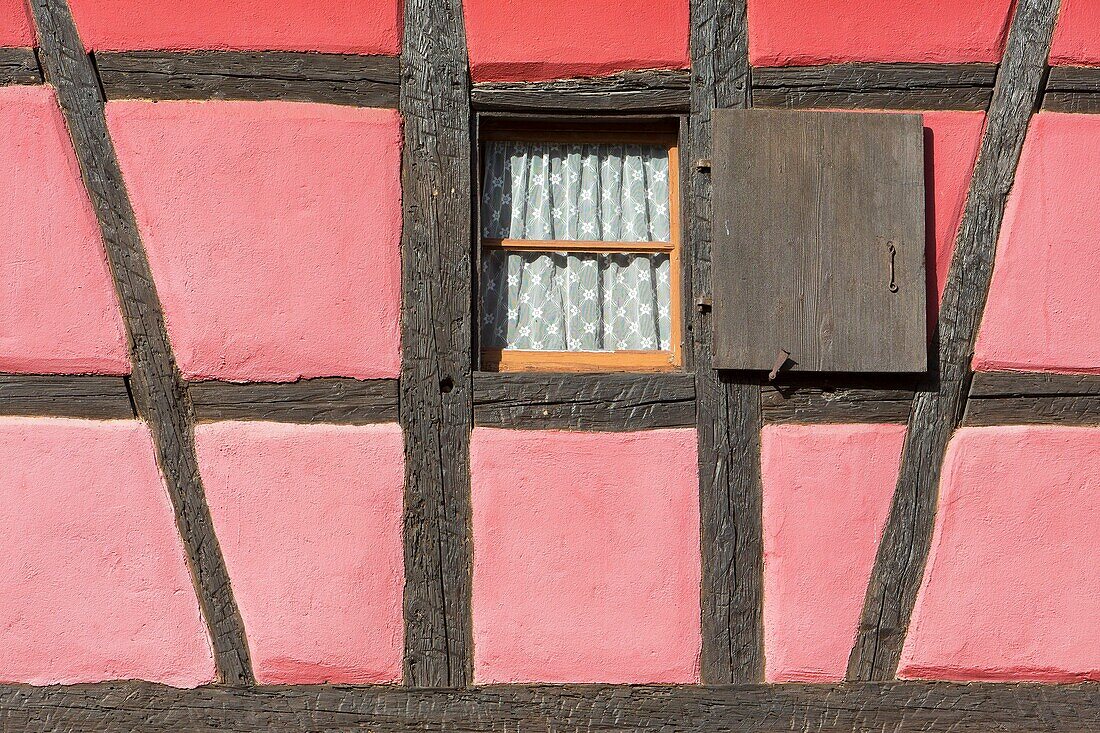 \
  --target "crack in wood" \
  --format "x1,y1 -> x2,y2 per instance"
1043,66 -> 1100,112
399,0 -> 474,689
0,47 -> 42,85
0,375 -> 134,419
964,371 -> 1100,426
